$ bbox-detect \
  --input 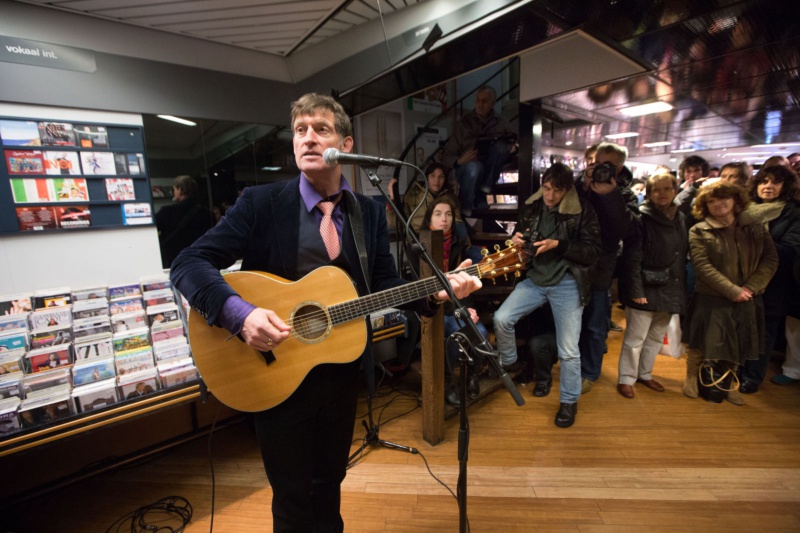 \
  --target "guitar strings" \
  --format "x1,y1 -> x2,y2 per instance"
277,258 -> 516,338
